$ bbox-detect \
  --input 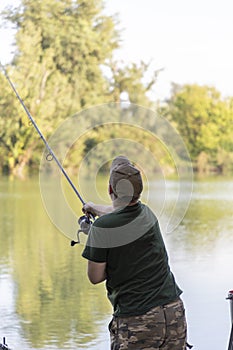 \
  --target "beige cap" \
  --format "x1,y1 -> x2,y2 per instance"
109,156 -> 143,201
110,155 -> 131,171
